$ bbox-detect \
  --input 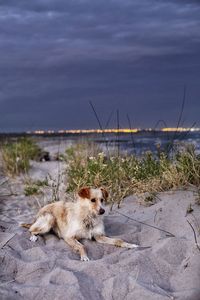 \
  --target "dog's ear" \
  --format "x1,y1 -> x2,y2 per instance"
78,187 -> 91,199
101,188 -> 108,200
